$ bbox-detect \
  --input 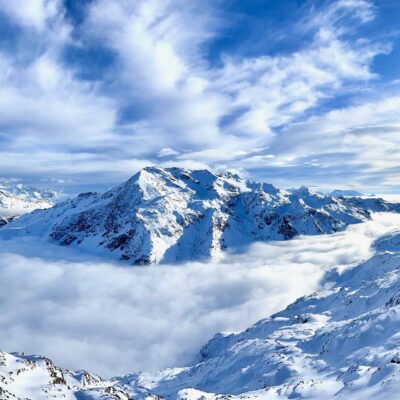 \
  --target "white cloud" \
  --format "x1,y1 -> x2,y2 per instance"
81,0 -> 385,164
0,0 -> 396,191
259,94 -> 400,191
0,36 -> 119,146
0,214 -> 399,377
84,0 -> 227,148
0,0 -> 62,31
158,147 -> 180,158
